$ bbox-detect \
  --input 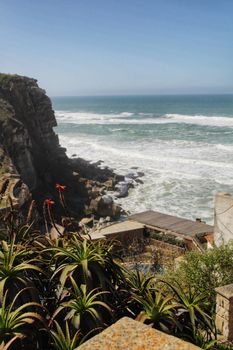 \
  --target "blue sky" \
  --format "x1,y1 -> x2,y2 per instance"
1,0 -> 233,95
